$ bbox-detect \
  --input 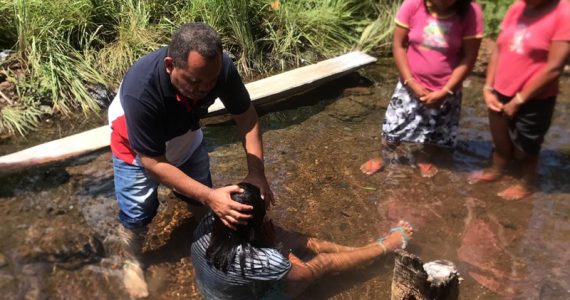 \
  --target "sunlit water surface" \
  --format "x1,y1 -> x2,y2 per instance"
0,61 -> 569,299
